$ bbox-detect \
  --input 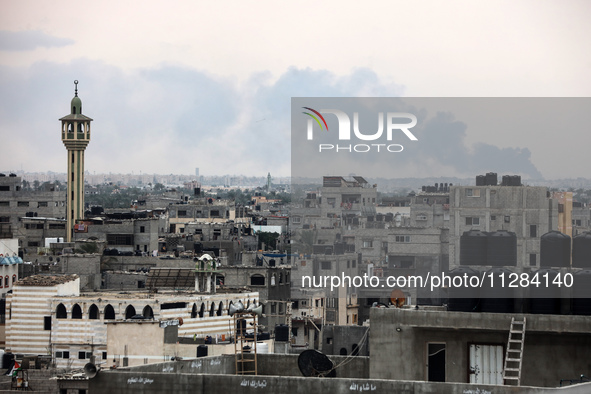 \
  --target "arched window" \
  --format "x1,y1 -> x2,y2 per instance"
217,301 -> 223,316
340,348 -> 347,356
143,305 -> 154,319
4,276 -> 9,288
199,303 -> 205,318
191,303 -> 197,318
12,275 -> 16,284
104,304 -> 115,320
72,304 -> 82,319
0,277 -> 3,288
56,303 -> 67,319
89,304 -> 99,320
279,273 -> 284,284
125,305 -> 136,319
250,274 -> 265,286
209,302 -> 215,317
